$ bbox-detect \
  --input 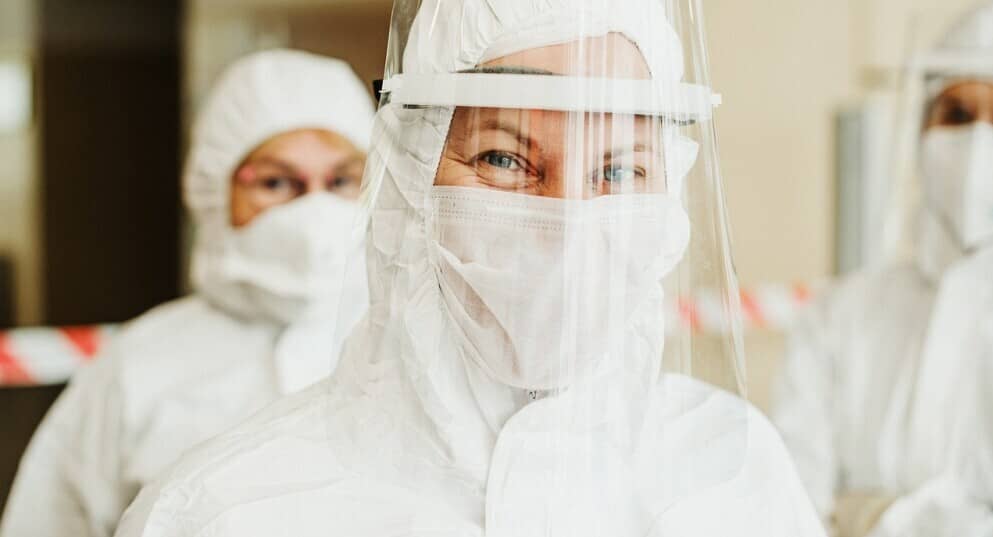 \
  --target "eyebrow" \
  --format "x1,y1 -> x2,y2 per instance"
334,154 -> 366,171
603,143 -> 654,160
248,153 -> 364,176
476,118 -> 660,158
478,118 -> 538,150
247,156 -> 297,175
